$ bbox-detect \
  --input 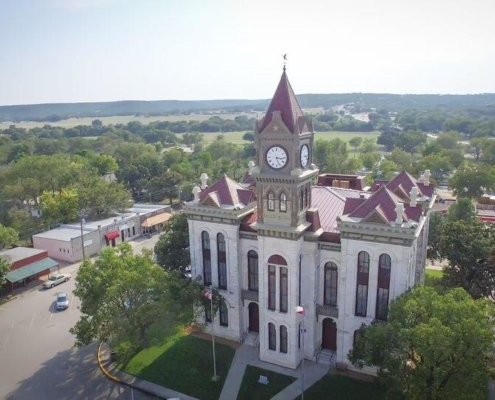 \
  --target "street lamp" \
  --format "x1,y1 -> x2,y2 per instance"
79,210 -> 86,260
